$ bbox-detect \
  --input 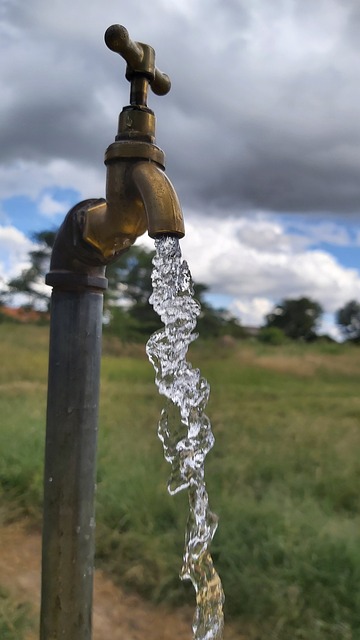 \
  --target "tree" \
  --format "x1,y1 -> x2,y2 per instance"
104,246 -> 162,338
265,297 -> 323,341
5,228 -> 244,340
193,284 -> 245,339
7,230 -> 56,310
106,245 -> 155,307
105,247 -> 244,340
336,300 -> 360,342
